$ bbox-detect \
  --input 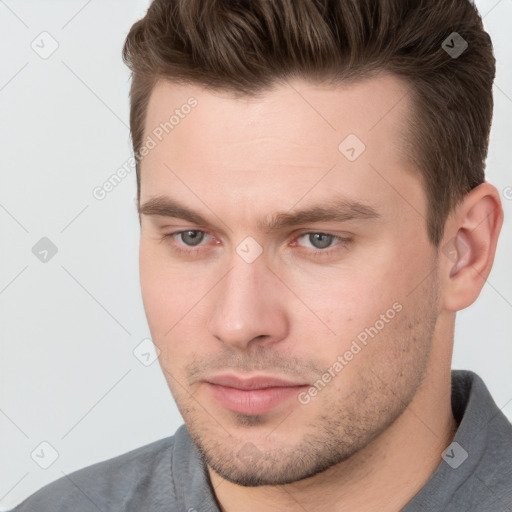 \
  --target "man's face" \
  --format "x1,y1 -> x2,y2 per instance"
138,74 -> 441,485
